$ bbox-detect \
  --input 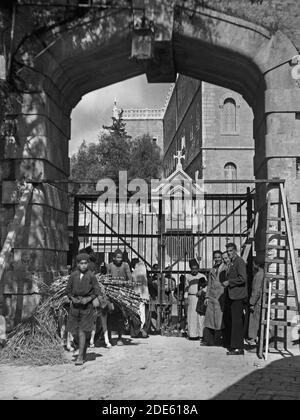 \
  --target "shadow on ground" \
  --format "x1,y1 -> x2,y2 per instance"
84,353 -> 103,362
94,337 -> 143,348
211,356 -> 300,400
